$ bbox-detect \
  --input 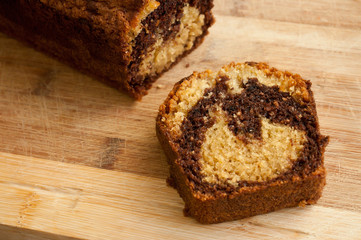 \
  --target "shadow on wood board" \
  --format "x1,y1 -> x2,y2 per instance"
0,224 -> 81,240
